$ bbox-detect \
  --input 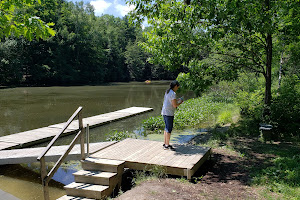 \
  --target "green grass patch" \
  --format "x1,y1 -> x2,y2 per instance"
142,95 -> 240,134
248,143 -> 300,199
